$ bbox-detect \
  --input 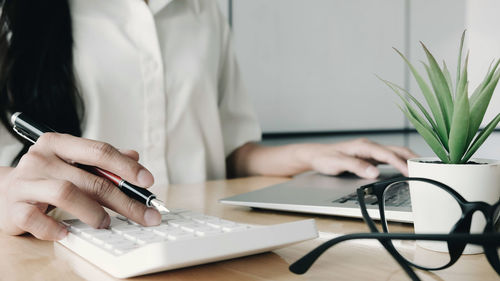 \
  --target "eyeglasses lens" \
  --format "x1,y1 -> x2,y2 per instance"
379,180 -> 464,269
